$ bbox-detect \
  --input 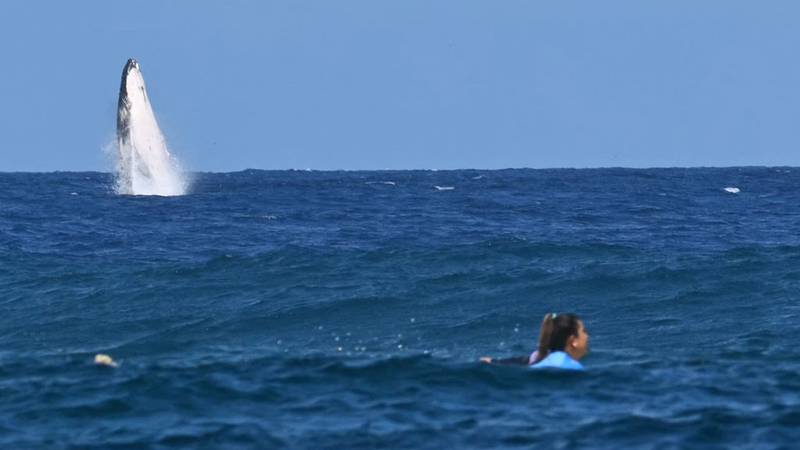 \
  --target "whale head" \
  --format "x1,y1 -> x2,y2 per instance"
123,58 -> 140,75
119,58 -> 144,103
117,58 -> 147,139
